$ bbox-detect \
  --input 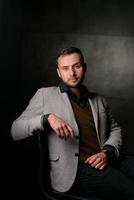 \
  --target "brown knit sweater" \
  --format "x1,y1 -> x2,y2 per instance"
71,101 -> 101,161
